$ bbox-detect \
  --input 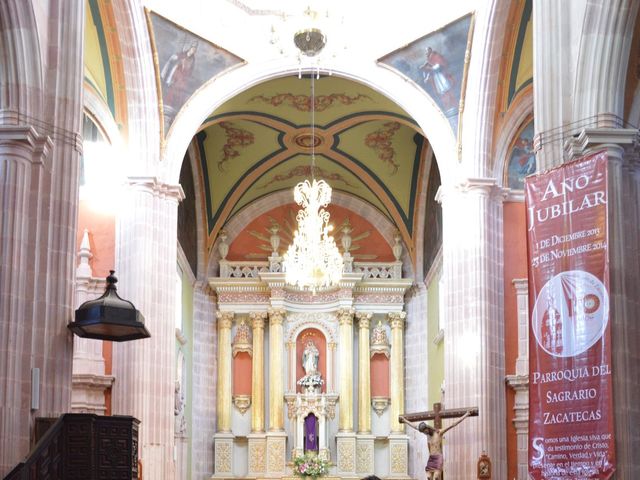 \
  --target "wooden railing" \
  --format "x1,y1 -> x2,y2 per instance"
4,414 -> 139,480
